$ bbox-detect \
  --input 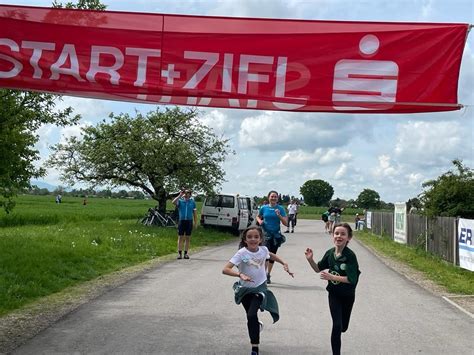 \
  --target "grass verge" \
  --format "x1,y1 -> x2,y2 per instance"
355,230 -> 474,295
